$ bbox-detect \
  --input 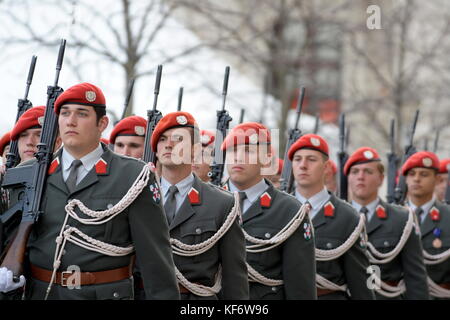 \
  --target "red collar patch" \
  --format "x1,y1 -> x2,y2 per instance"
324,201 -> 335,217
95,159 -> 108,174
260,192 -> 271,208
188,187 -> 201,205
48,158 -> 60,175
222,184 -> 229,191
376,205 -> 387,219
430,207 -> 440,221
